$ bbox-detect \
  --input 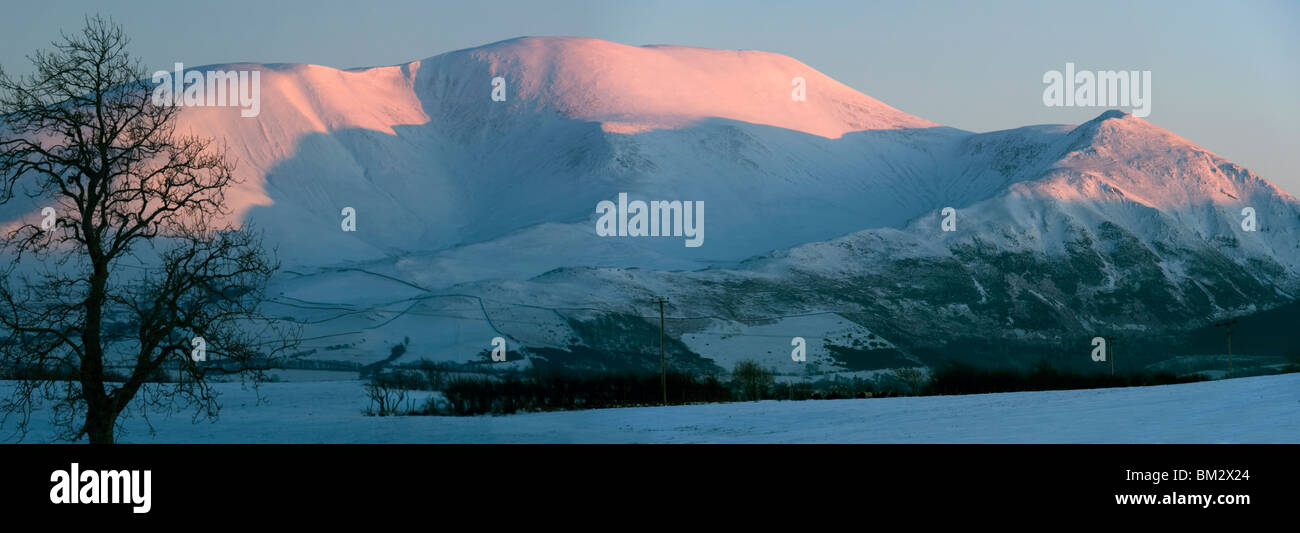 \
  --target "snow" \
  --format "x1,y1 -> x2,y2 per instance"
451,37 -> 941,138
3,373 -> 1296,443
197,78 -> 1300,374
5,37 -> 1300,399
679,312 -> 905,375
12,36 -> 1297,294
140,37 -> 956,269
